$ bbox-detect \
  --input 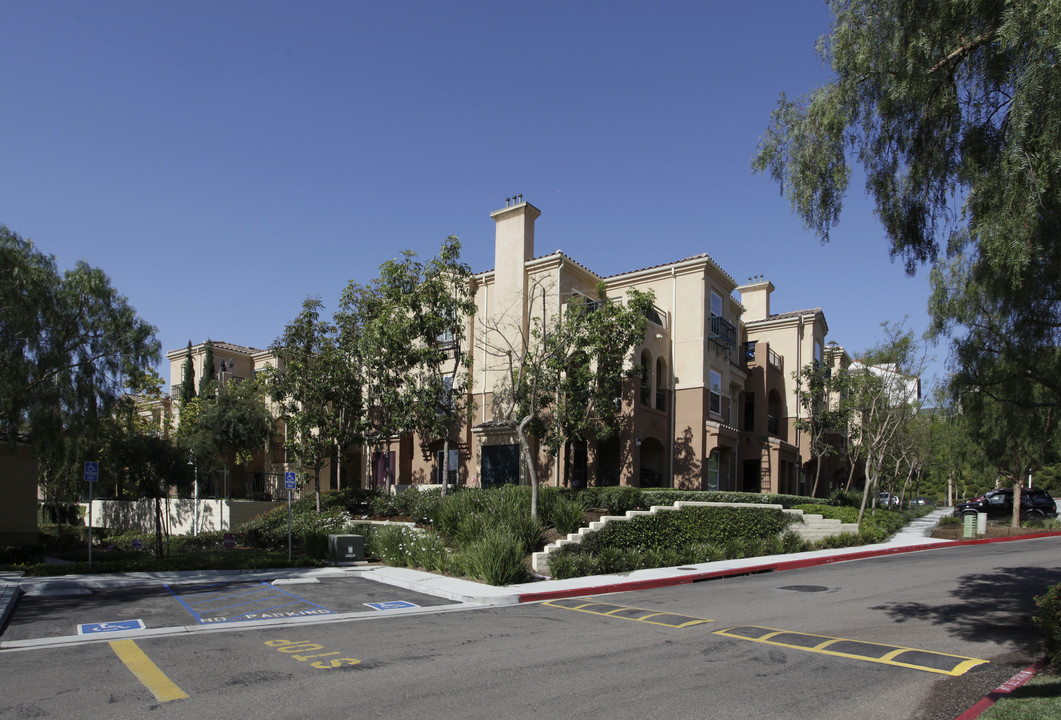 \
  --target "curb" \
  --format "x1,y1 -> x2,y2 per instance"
0,575 -> 24,631
515,531 -> 1061,603
954,658 -> 1046,720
